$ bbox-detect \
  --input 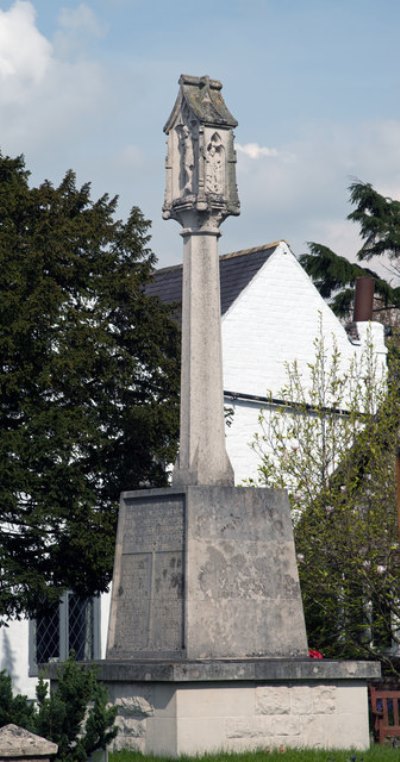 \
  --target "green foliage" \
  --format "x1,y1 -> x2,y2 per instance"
299,242 -> 400,318
0,152 -> 180,622
300,243 -> 369,299
0,655 -> 117,762
251,325 -> 400,669
348,181 -> 400,261
299,182 -> 400,317
0,670 -> 36,731
35,656 -> 117,762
